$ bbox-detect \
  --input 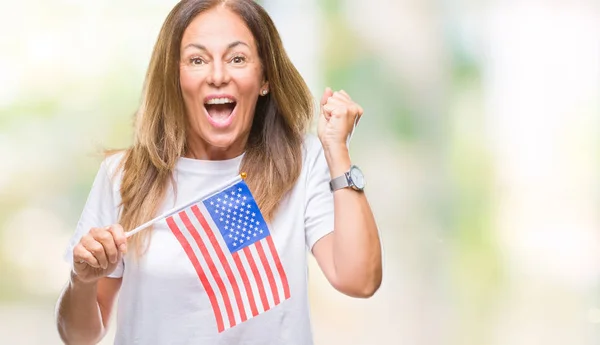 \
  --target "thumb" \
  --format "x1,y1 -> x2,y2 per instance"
319,87 -> 334,116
